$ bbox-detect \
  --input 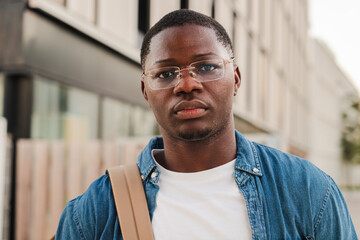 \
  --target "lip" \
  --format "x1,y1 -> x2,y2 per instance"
173,100 -> 208,120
